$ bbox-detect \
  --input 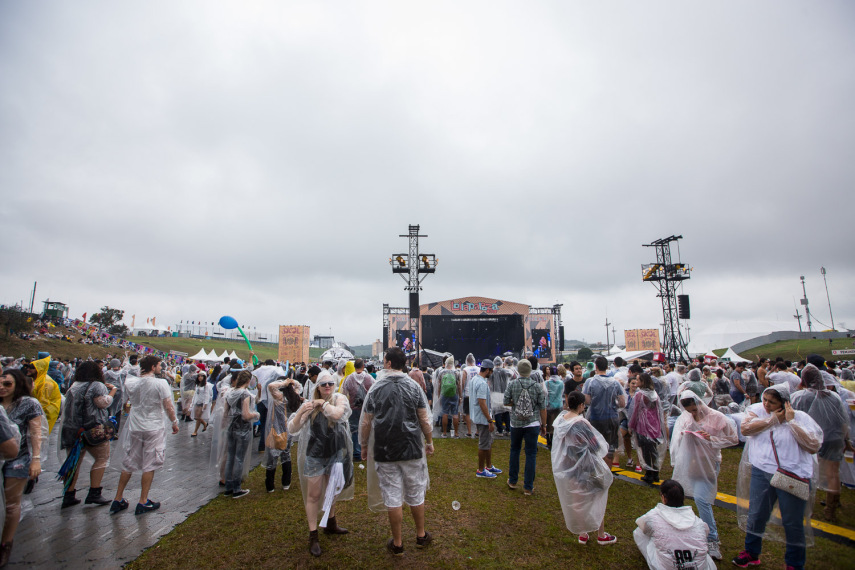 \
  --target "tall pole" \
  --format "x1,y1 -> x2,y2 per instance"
793,298 -> 803,332
821,267 -> 835,331
605,317 -> 612,355
800,276 -> 812,332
